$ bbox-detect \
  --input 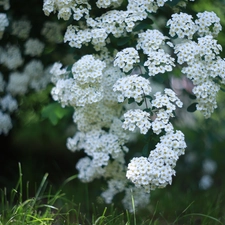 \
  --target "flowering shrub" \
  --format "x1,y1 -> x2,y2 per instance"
1,0 -> 225,212
42,0 -> 225,211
